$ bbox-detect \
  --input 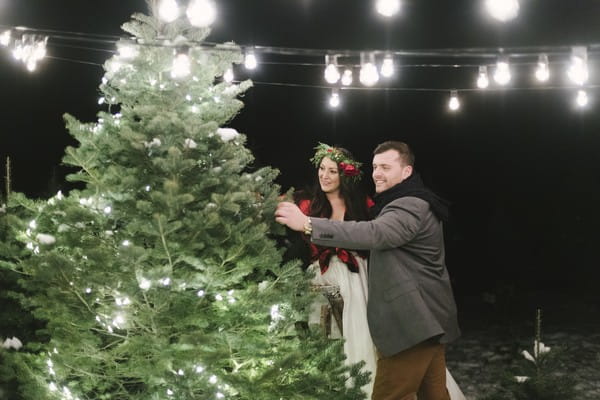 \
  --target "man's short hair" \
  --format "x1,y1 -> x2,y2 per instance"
373,141 -> 415,166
